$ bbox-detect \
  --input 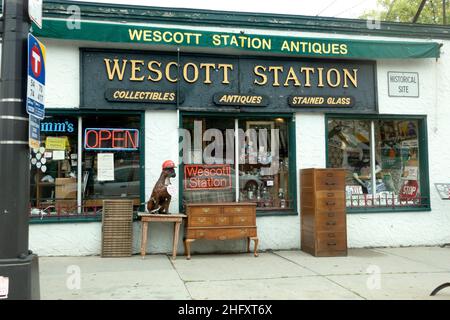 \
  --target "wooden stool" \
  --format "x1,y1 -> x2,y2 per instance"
138,213 -> 187,260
